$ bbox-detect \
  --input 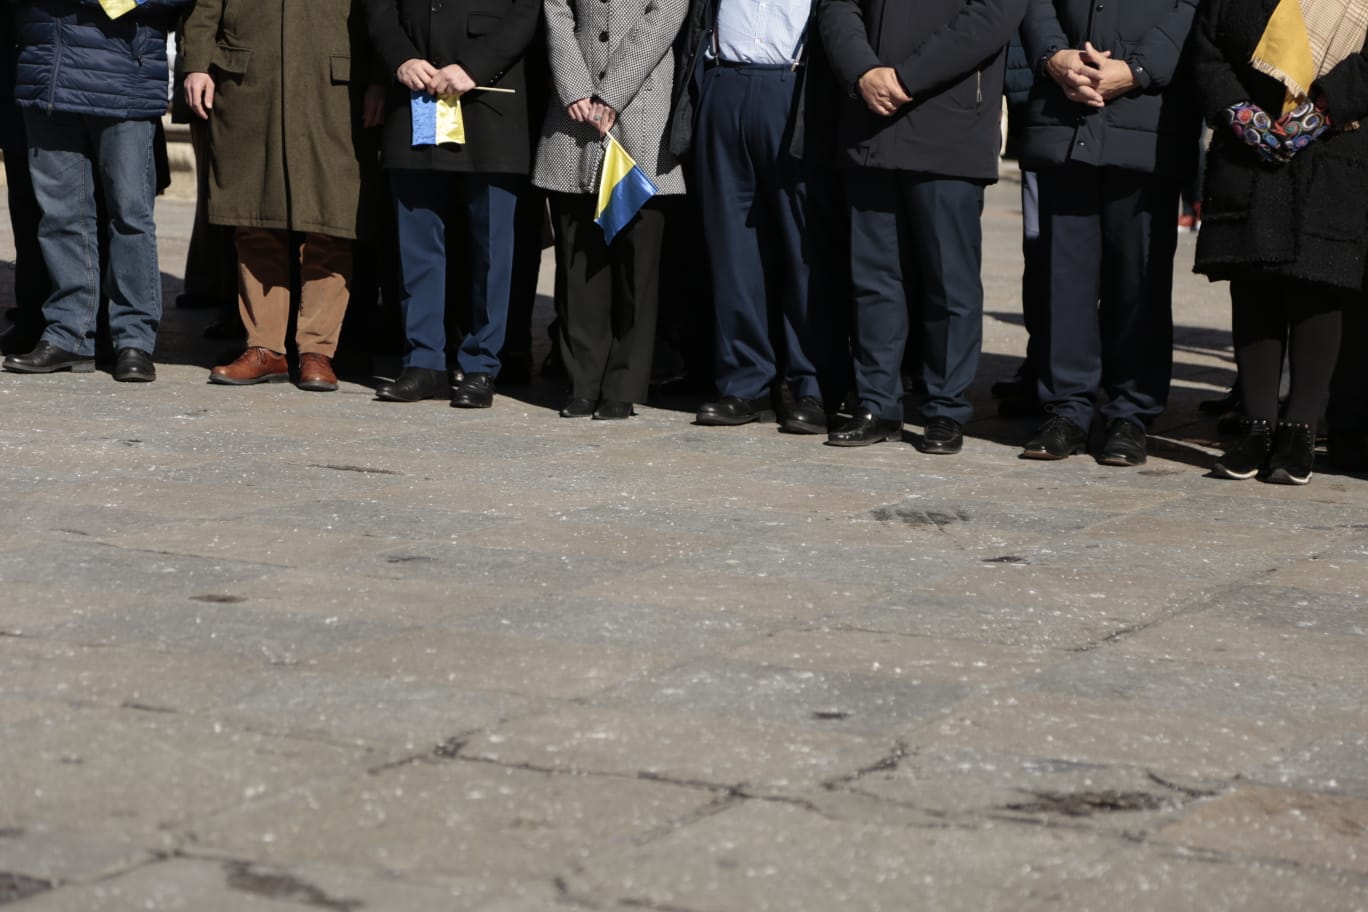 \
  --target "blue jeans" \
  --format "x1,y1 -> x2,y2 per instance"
22,109 -> 161,356
389,169 -> 521,376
